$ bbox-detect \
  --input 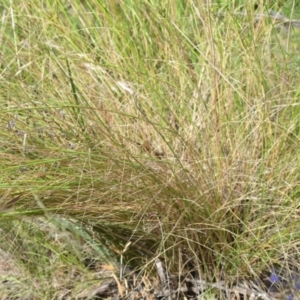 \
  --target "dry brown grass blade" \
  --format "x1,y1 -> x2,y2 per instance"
112,272 -> 124,298
1,194 -> 21,210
